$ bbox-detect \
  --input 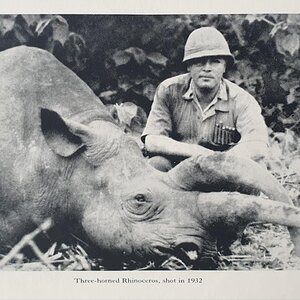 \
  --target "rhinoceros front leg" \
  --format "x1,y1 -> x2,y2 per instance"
197,192 -> 300,256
